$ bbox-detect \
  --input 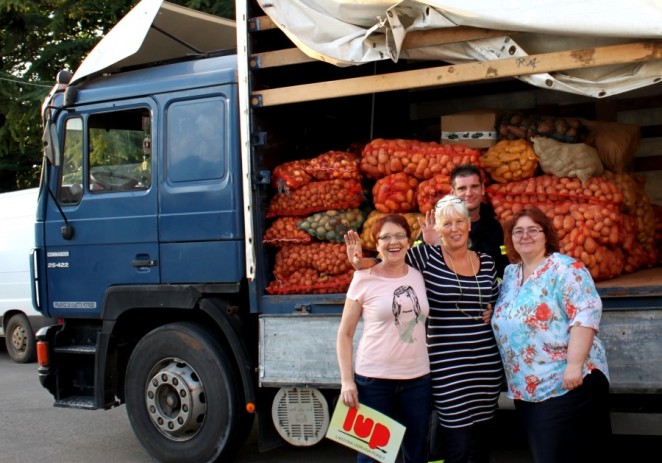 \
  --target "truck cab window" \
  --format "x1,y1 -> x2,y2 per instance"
88,108 -> 152,193
166,99 -> 225,183
59,117 -> 84,204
